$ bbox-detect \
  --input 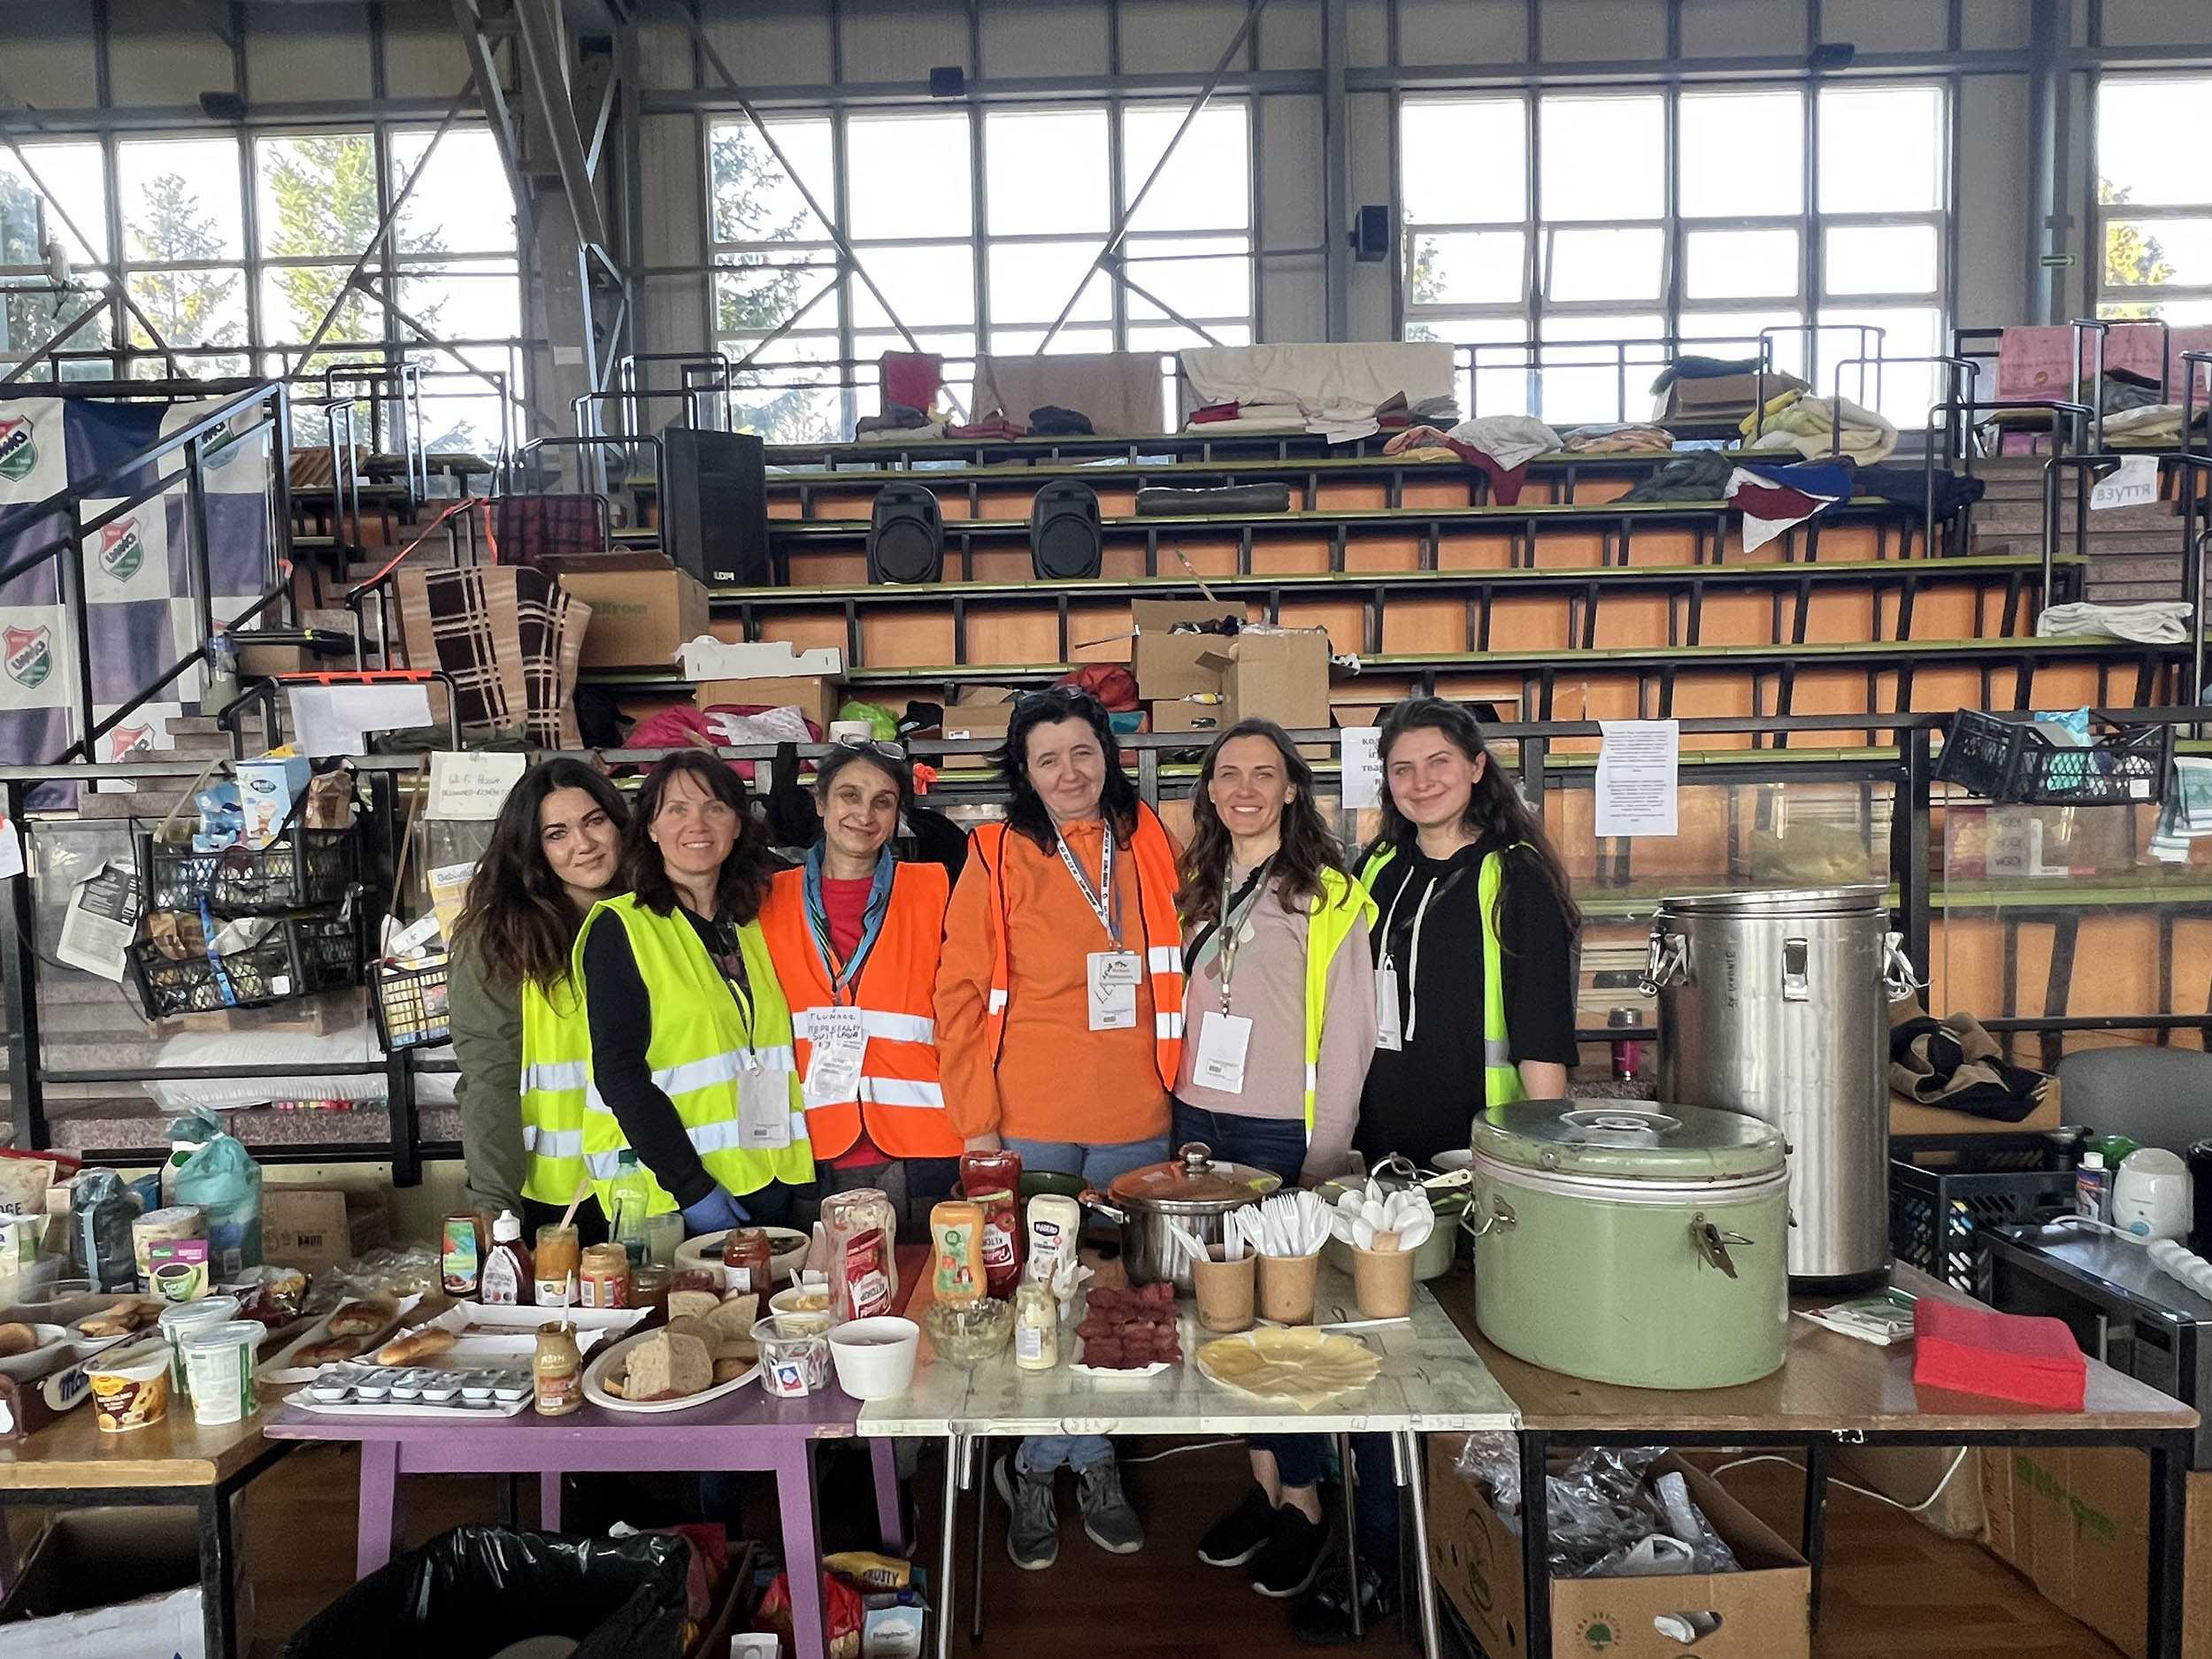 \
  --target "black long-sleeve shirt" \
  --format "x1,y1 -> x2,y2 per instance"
579,906 -> 742,1210
1355,836 -> 1580,1168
